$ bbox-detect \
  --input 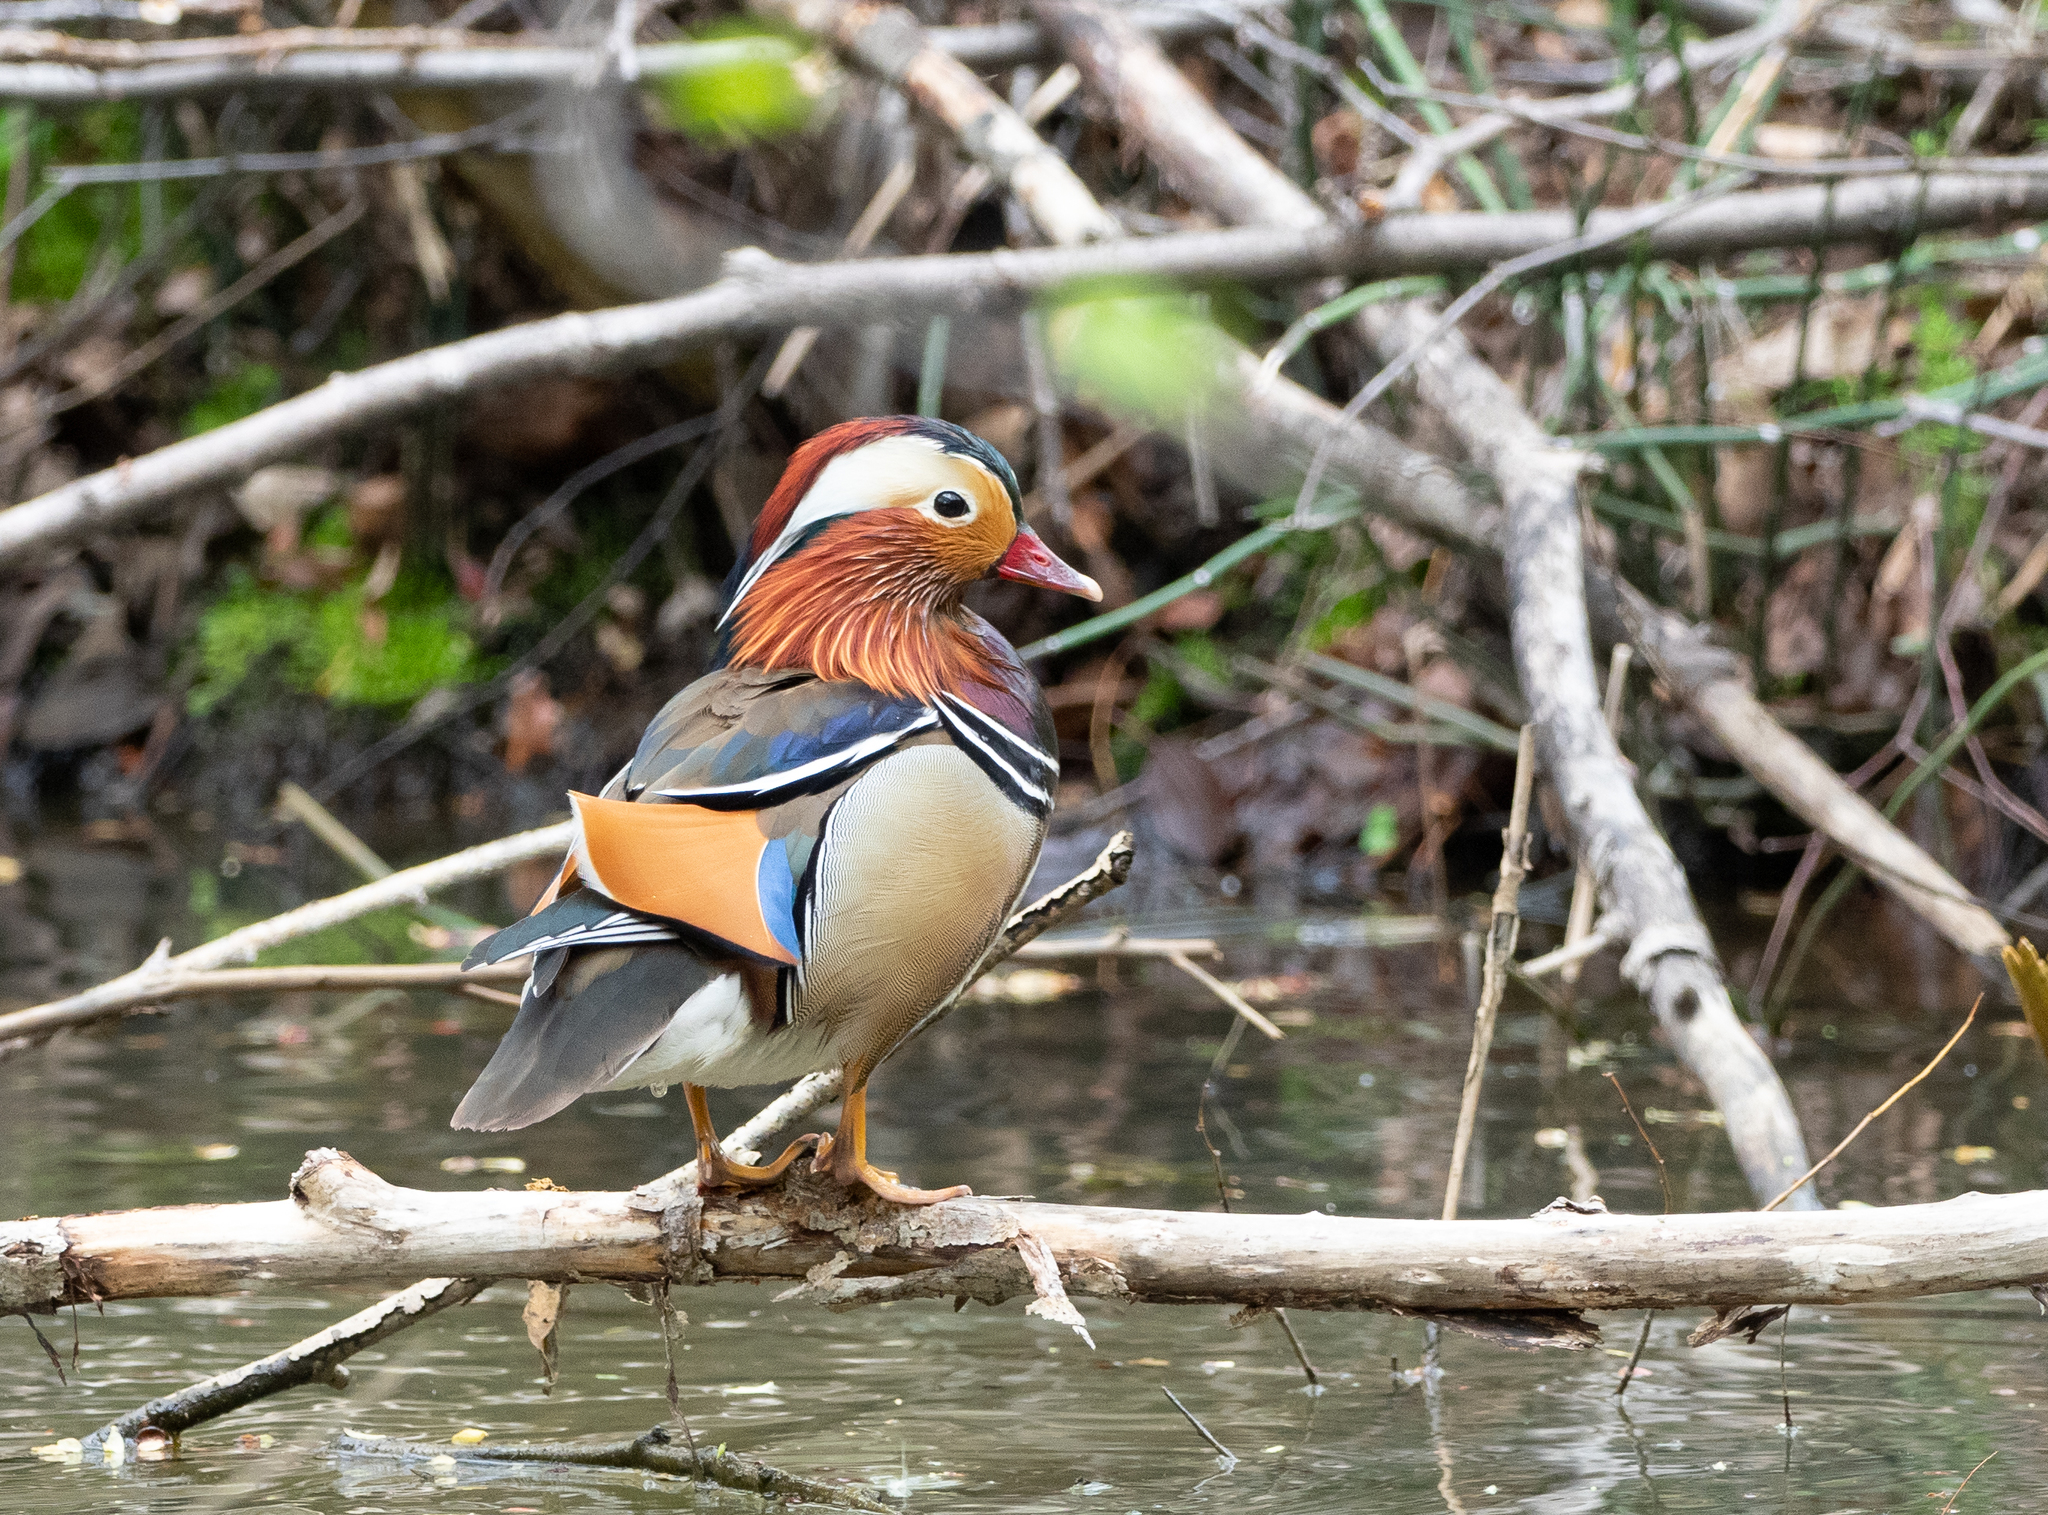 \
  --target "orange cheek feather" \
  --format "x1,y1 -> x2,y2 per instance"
568,792 -> 798,966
